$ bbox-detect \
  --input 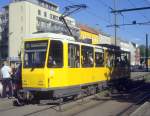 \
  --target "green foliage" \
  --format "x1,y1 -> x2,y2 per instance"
139,45 -> 145,57
139,45 -> 150,57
